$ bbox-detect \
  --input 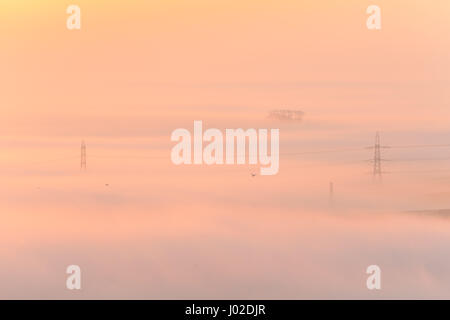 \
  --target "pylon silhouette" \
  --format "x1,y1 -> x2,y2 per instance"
373,132 -> 382,179
81,140 -> 86,170
329,181 -> 334,208
368,132 -> 389,180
